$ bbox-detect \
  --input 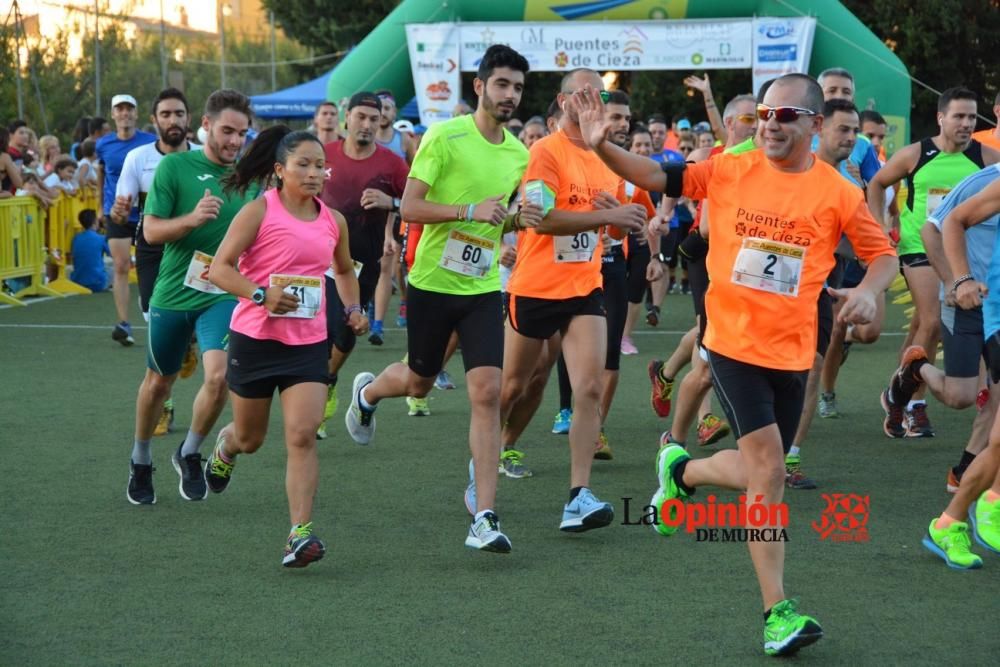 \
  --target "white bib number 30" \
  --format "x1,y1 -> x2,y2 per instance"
439,230 -> 494,277
554,231 -> 597,263
183,250 -> 225,294
731,238 -> 805,297
269,274 -> 322,318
